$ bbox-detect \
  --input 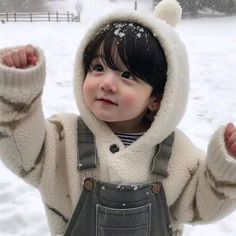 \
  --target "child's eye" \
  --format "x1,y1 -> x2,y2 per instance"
92,64 -> 104,72
121,71 -> 134,80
